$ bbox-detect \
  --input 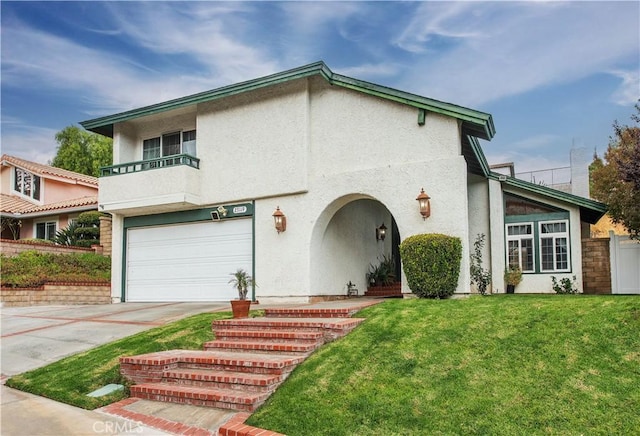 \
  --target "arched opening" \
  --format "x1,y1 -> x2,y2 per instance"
310,195 -> 401,297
